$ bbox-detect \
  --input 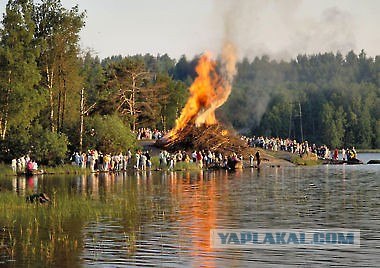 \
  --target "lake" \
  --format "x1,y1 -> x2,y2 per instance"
0,157 -> 379,267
